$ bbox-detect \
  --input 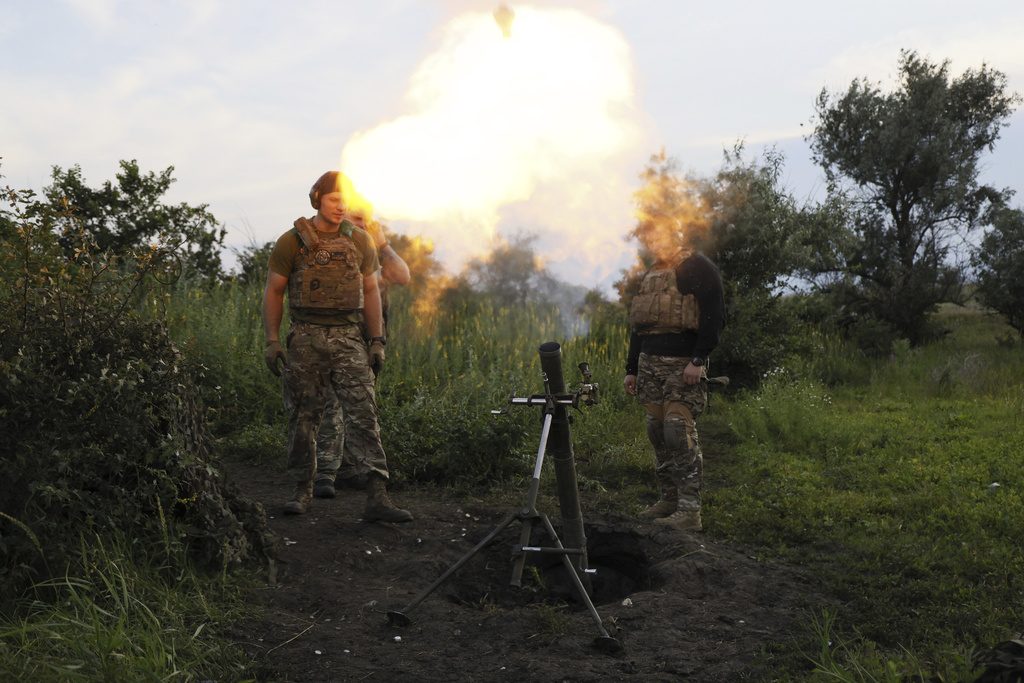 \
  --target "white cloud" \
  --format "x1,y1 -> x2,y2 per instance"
62,0 -> 119,32
815,19 -> 1024,91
